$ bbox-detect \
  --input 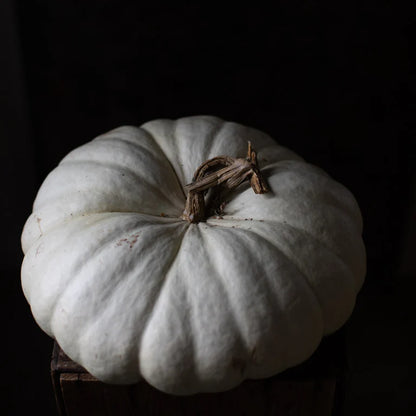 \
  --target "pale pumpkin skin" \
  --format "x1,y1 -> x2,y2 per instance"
21,116 -> 365,395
